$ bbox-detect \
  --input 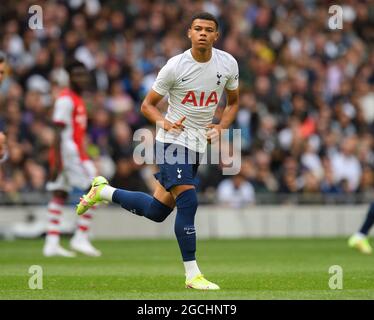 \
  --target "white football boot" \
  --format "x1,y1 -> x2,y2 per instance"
43,239 -> 77,257
70,233 -> 102,257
